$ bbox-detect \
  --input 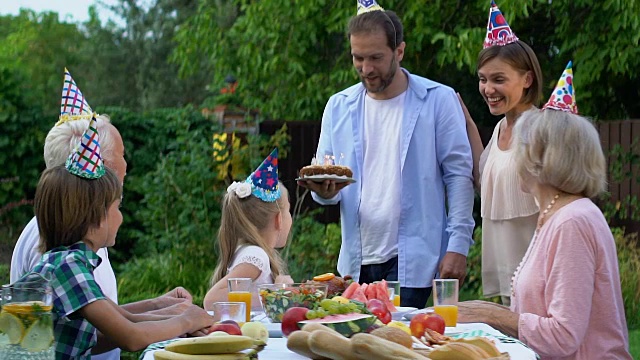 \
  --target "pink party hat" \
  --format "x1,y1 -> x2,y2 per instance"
57,68 -> 94,126
483,0 -> 519,49
65,115 -> 105,179
357,0 -> 384,15
246,148 -> 280,202
542,61 -> 578,114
